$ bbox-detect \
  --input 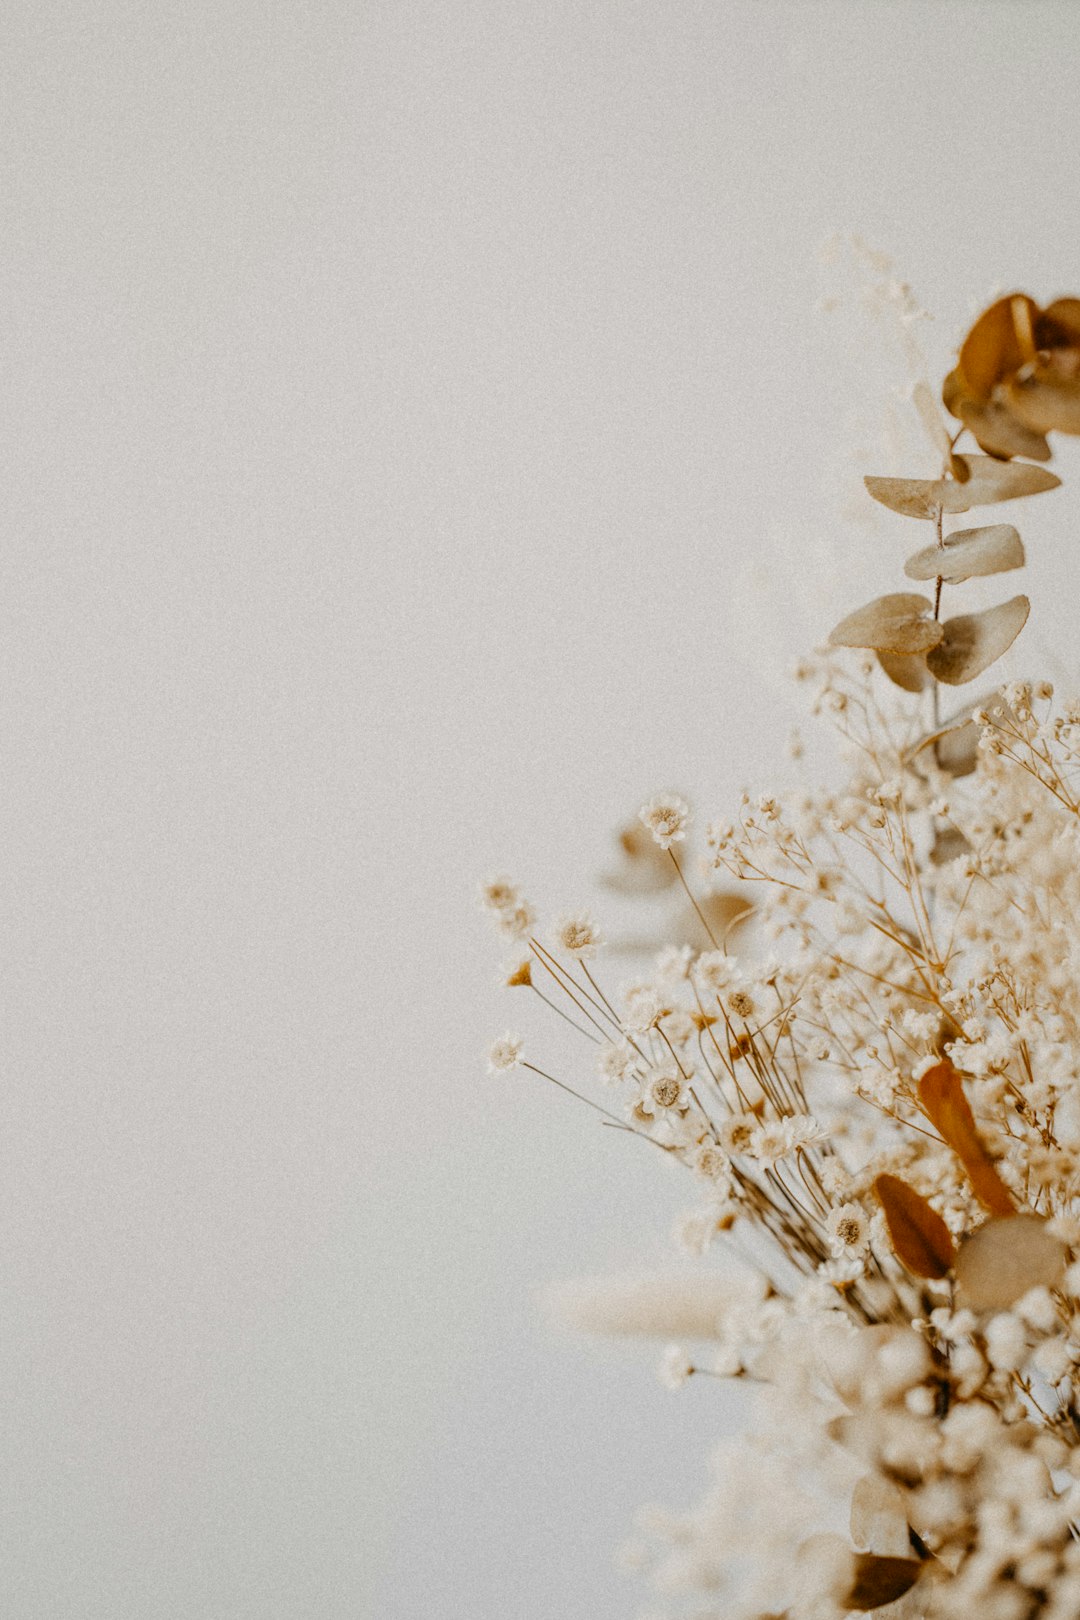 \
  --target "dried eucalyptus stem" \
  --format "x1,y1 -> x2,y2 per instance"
483,291 -> 1080,1620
